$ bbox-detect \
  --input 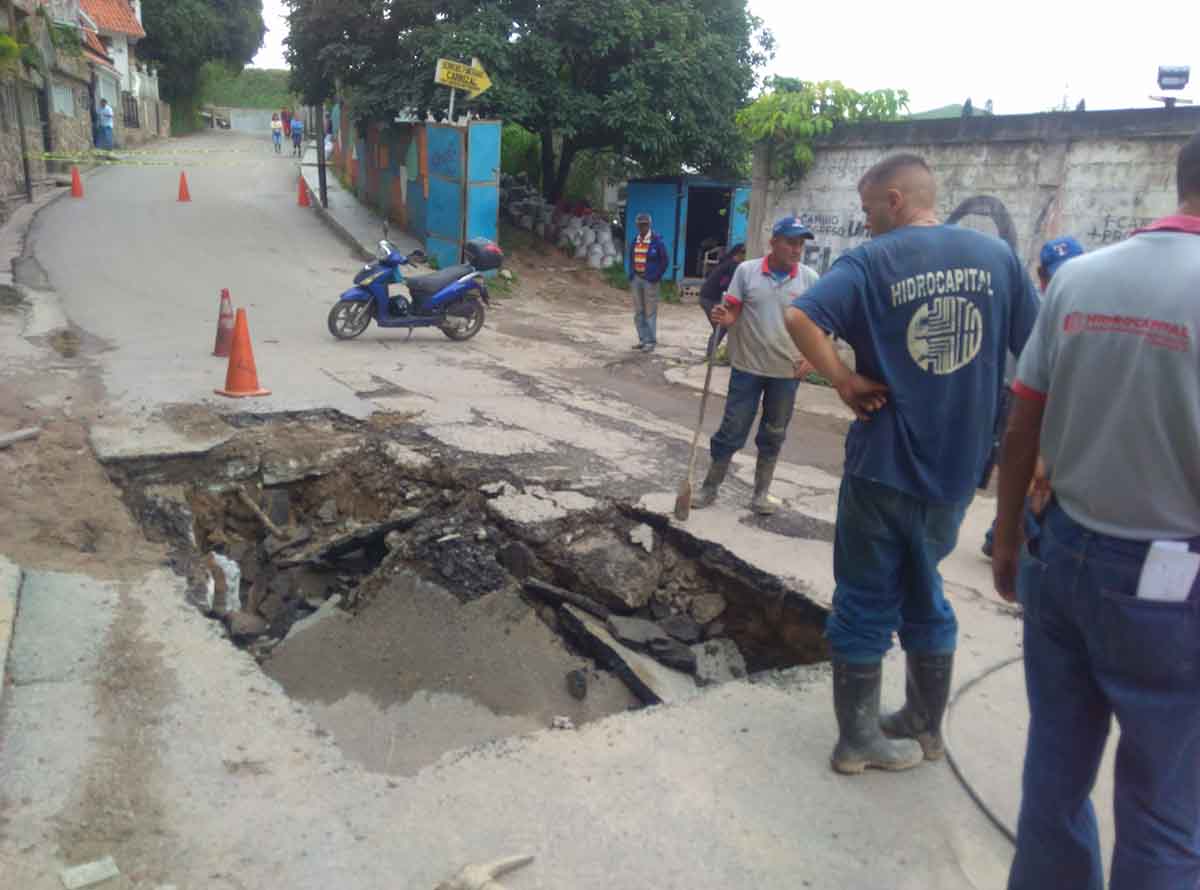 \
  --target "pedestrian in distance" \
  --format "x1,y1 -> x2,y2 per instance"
627,212 -> 669,352
281,108 -> 291,139
980,235 -> 1084,558
698,242 -> 746,354
784,153 -> 1040,775
994,129 -> 1200,890
96,98 -> 114,150
270,113 -> 283,154
695,218 -> 818,515
290,114 -> 304,158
